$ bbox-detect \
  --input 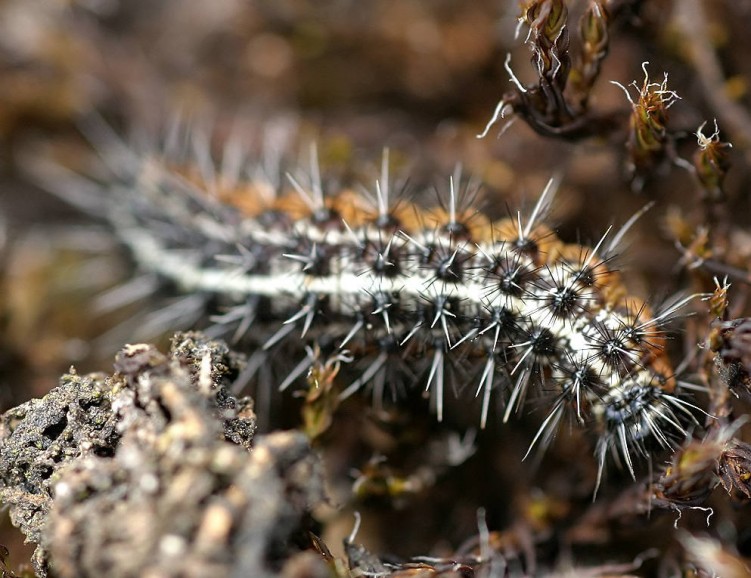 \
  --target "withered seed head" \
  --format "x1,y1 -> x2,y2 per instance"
654,439 -> 719,506
710,317 -> 751,397
694,120 -> 732,202
655,420 -> 751,508
613,63 -> 680,182
718,438 -> 751,500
